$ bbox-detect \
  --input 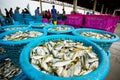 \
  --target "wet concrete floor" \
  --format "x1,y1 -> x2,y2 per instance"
105,23 -> 120,80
